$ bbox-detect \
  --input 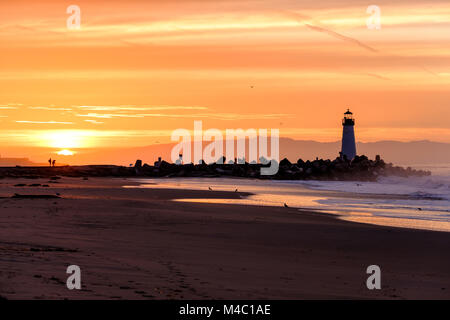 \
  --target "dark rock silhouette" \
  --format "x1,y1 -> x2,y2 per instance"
134,160 -> 142,168
0,154 -> 430,181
